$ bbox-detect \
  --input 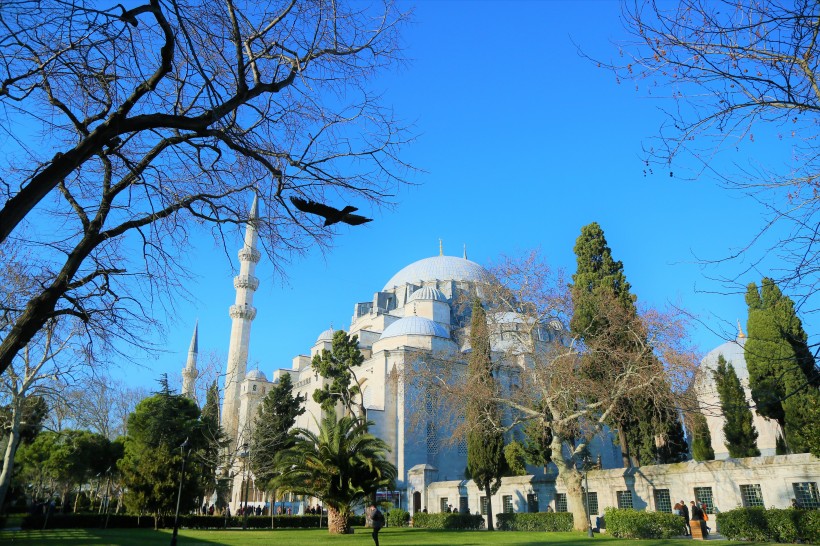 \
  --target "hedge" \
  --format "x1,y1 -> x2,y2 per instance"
387,508 -> 410,527
495,512 -> 574,532
717,507 -> 820,544
604,508 -> 684,539
412,512 -> 484,530
13,512 -> 366,530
